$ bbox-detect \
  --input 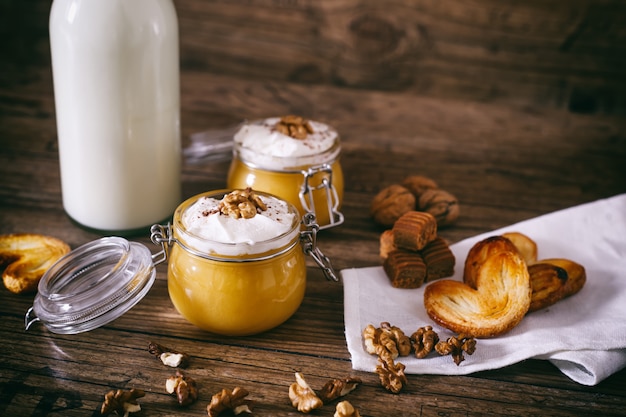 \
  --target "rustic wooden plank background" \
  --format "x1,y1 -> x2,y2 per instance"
1,1 -> 626,416
1,0 -> 625,115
